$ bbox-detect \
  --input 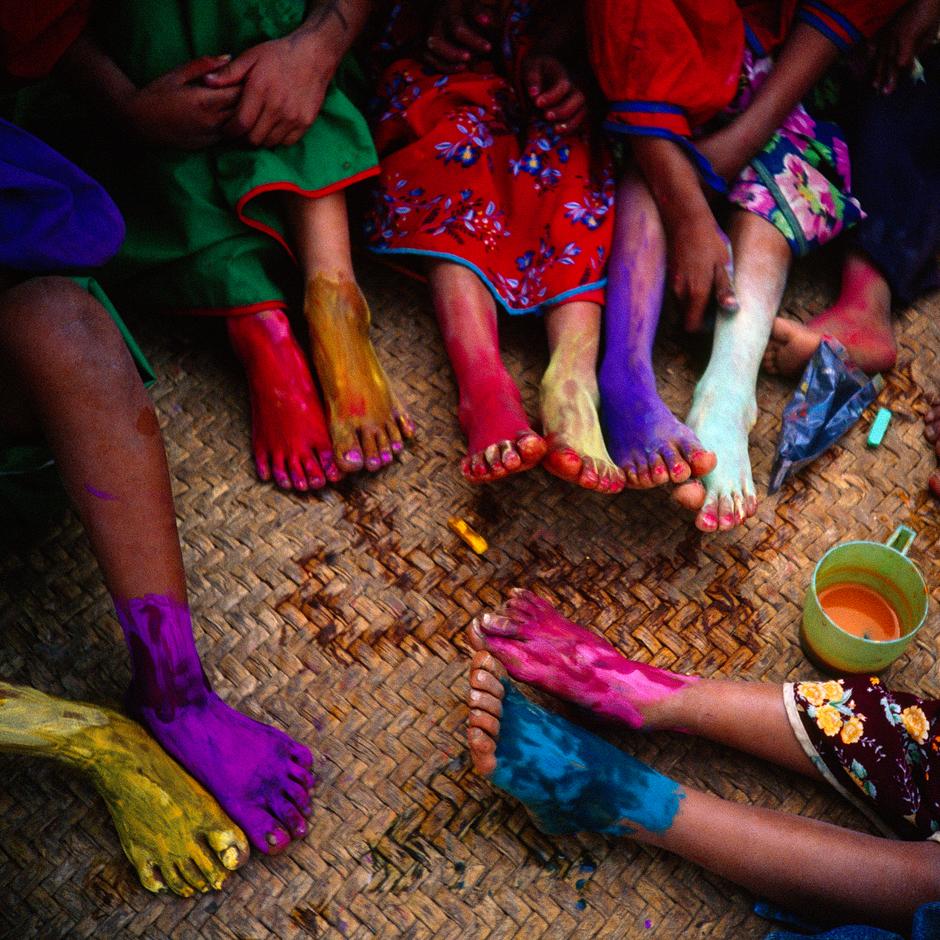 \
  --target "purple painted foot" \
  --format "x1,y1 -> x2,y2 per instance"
116,595 -> 316,855
598,362 -> 716,489
136,693 -> 316,854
